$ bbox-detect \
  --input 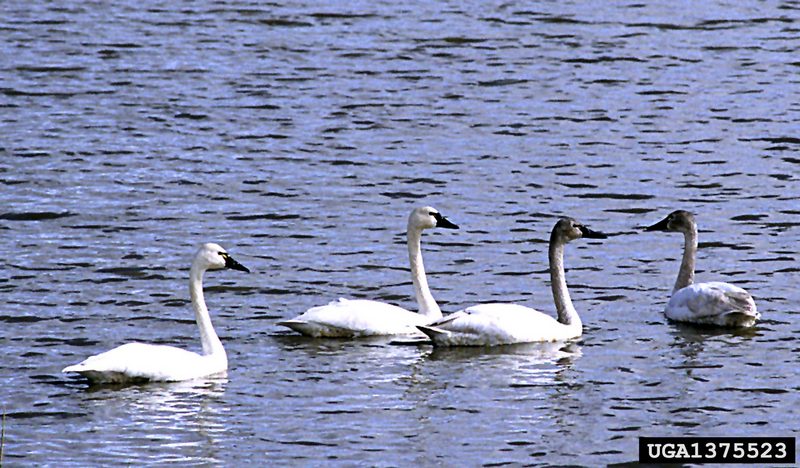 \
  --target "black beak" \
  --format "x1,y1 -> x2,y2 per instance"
224,255 -> 250,273
433,212 -> 459,230
644,216 -> 670,232
579,225 -> 607,239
